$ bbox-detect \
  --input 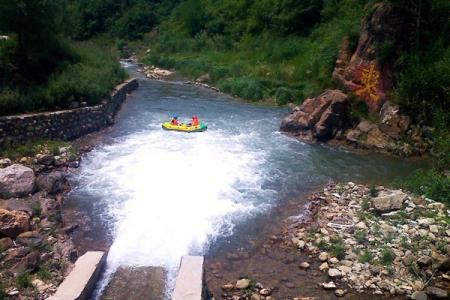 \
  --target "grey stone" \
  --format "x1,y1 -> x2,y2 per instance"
0,164 -> 35,198
411,291 -> 428,300
371,190 -> 407,213
36,171 -> 70,194
426,286 -> 448,299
